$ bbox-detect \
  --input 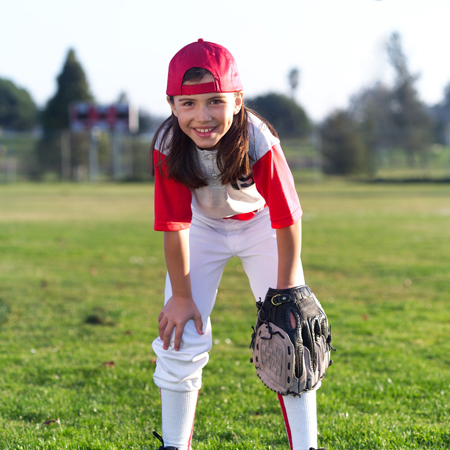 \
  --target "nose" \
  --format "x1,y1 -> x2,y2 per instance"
196,105 -> 212,122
